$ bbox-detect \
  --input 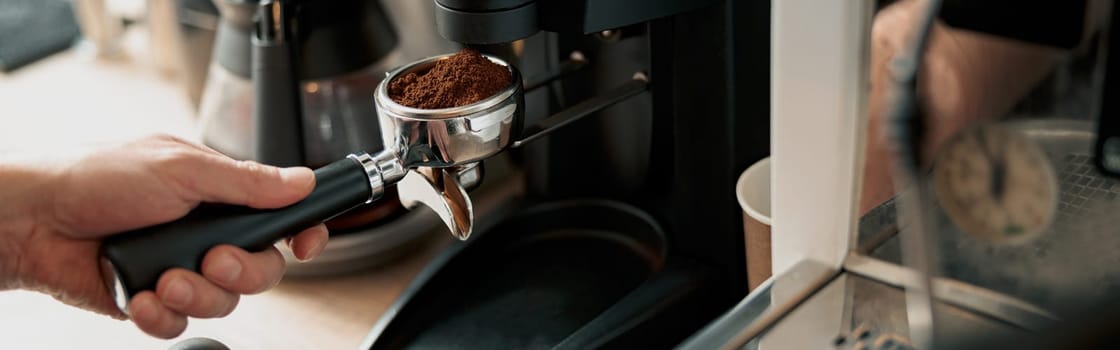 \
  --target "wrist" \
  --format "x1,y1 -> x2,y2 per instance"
0,160 -> 63,290
0,216 -> 30,290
